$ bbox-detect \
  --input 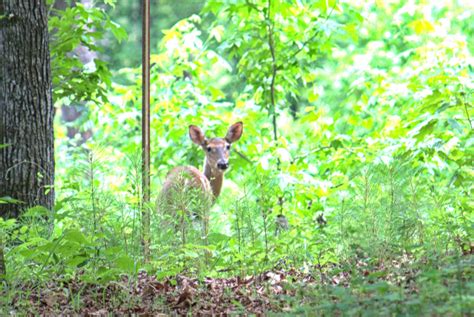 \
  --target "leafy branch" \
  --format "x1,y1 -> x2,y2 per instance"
288,2 -> 337,62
